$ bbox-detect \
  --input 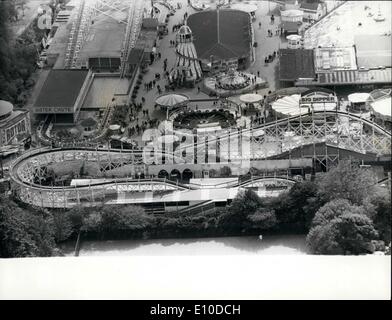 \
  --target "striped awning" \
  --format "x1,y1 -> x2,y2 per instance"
317,68 -> 392,85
